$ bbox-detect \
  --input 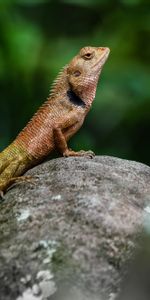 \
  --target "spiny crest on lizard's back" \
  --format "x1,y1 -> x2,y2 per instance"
48,65 -> 69,98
